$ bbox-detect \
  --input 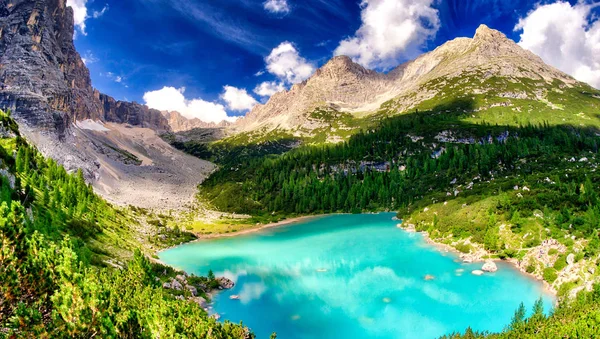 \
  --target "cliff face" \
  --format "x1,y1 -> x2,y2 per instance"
0,0 -> 170,137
